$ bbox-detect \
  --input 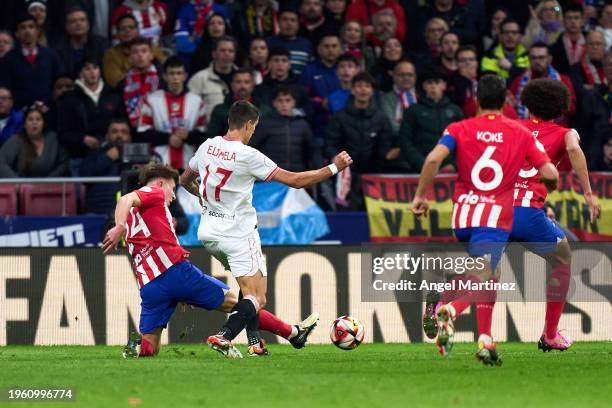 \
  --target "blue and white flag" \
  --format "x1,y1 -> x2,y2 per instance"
178,182 -> 329,245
